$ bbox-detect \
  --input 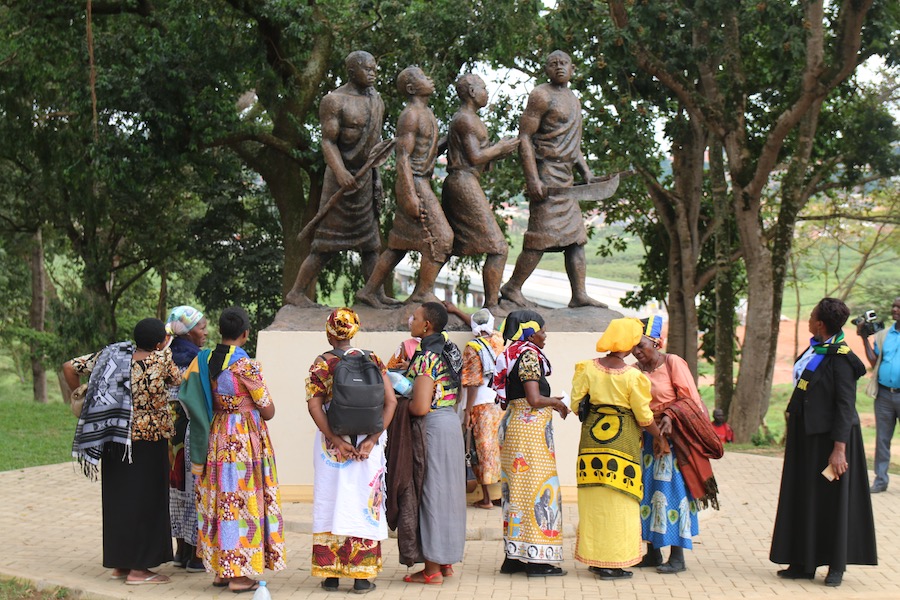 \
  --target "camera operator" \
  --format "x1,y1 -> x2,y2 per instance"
859,297 -> 900,493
